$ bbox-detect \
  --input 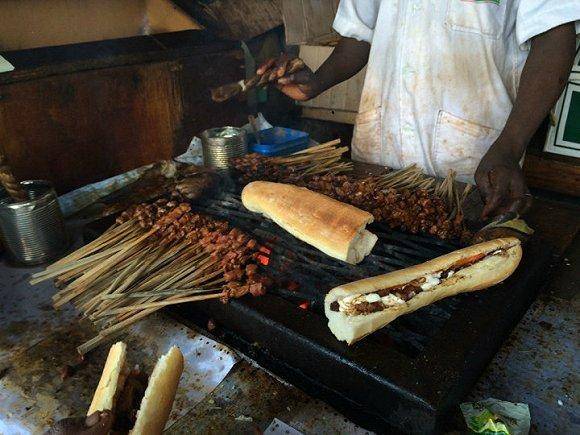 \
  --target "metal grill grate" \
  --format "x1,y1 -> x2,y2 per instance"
191,193 -> 463,357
